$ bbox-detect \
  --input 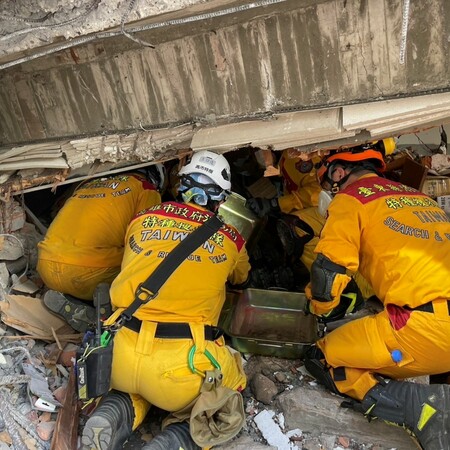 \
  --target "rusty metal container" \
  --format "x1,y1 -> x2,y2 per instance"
221,288 -> 319,359
218,192 -> 265,250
